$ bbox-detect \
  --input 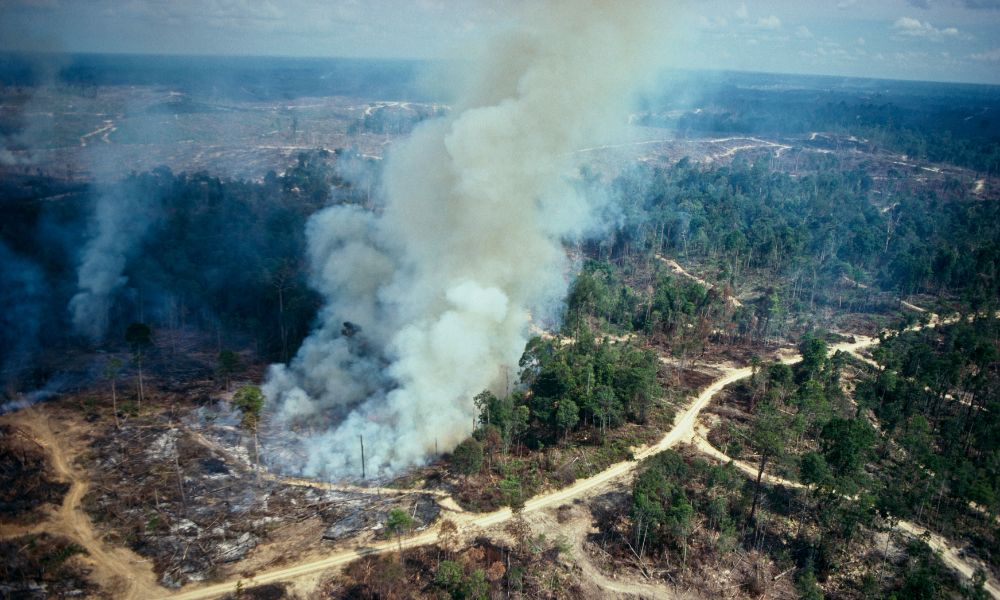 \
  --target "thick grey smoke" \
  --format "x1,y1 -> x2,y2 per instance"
69,182 -> 159,340
264,0 -> 678,479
